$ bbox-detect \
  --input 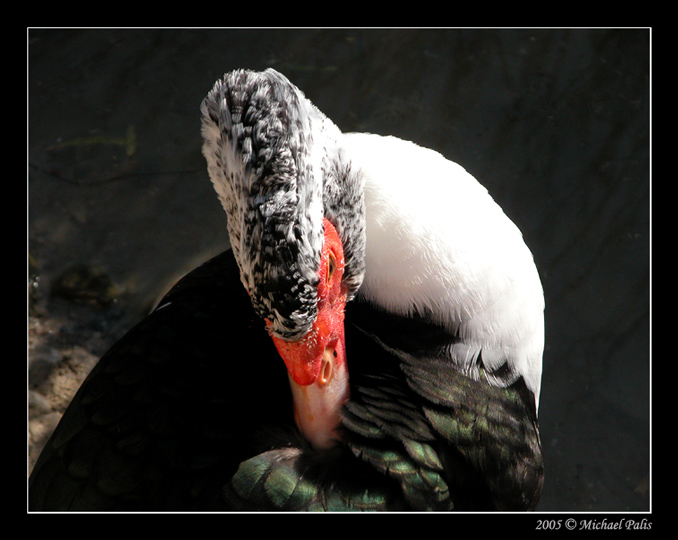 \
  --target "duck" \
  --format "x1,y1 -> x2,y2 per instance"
29,68 -> 544,511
